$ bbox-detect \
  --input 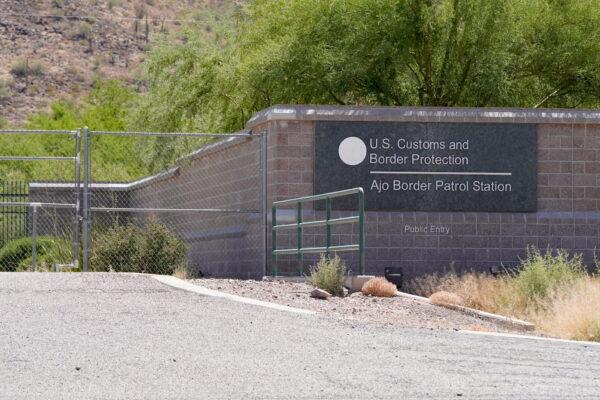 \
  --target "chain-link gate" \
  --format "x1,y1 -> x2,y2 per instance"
0,128 -> 267,277
0,129 -> 81,272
